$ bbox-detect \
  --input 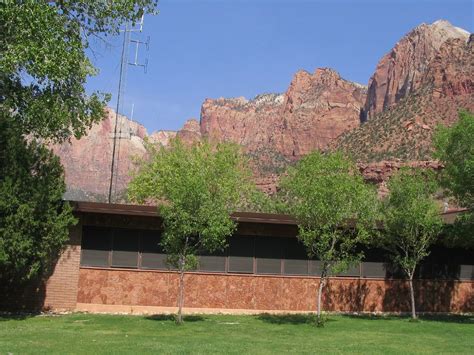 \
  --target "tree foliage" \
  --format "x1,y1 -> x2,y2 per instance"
128,139 -> 257,323
279,151 -> 379,323
434,110 -> 474,246
381,168 -> 443,319
0,1 -> 157,301
0,114 -> 76,287
434,110 -> 474,209
0,1 -> 158,142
